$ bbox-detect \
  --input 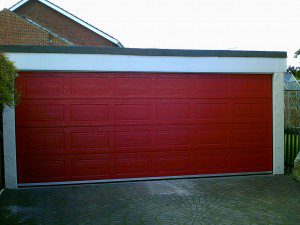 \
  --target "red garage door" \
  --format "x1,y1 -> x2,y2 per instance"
16,72 -> 272,184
